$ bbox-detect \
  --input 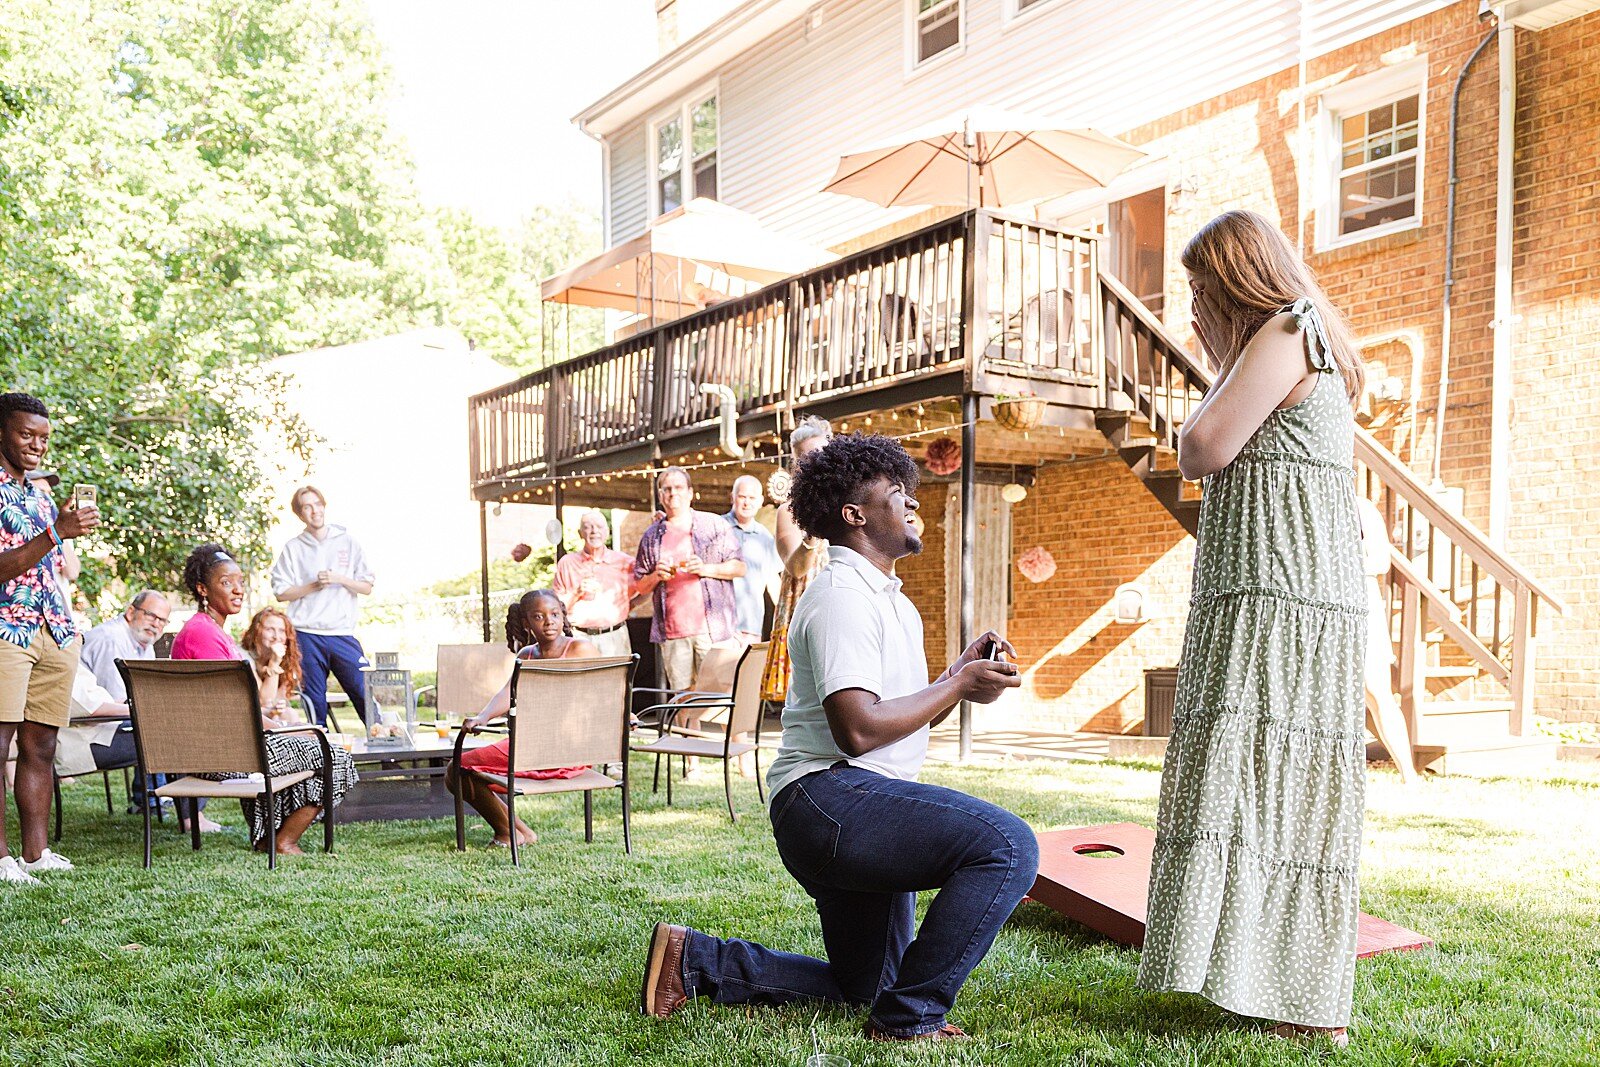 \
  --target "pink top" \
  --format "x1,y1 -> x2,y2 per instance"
659,525 -> 707,640
550,547 -> 636,631
170,611 -> 246,661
